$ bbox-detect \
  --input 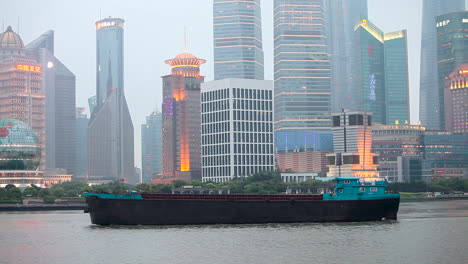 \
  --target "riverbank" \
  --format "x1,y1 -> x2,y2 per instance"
0,202 -> 85,212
